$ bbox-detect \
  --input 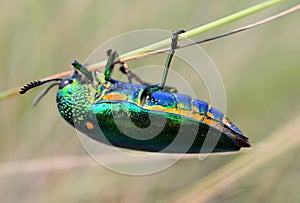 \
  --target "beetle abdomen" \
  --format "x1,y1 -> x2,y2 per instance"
85,101 -> 245,153
72,82 -> 251,151
141,91 -> 246,139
